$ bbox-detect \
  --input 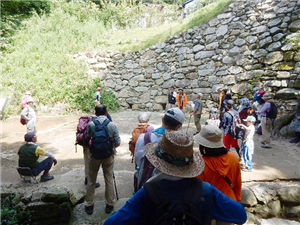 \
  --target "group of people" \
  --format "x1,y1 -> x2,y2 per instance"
18,91 -> 57,182
16,86 -> 300,224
